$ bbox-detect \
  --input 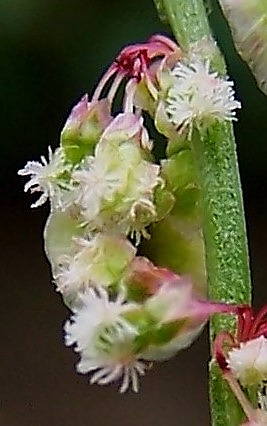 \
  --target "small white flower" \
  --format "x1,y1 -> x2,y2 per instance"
166,58 -> 241,136
18,147 -> 69,208
72,141 -> 161,238
55,234 -> 136,301
65,287 -> 148,392
228,336 -> 267,386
